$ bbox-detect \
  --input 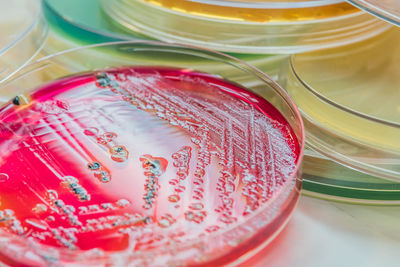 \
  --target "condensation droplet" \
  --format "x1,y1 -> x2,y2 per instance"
110,145 -> 129,162
32,204 -> 48,214
116,199 -> 130,208
87,161 -> 101,170
143,203 -> 152,210
189,203 -> 204,210
95,171 -> 111,183
168,195 -> 180,203
97,132 -> 117,145
139,155 -> 168,176
205,225 -> 220,233
84,127 -> 99,136
44,190 -> 58,202
174,185 -> 186,193
158,214 -> 175,228
25,219 -> 49,231
45,216 -> 55,222
158,219 -> 171,228
38,100 -> 70,114
185,210 -> 207,224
